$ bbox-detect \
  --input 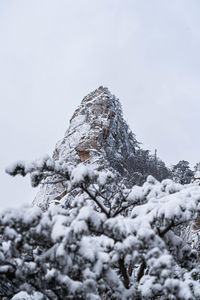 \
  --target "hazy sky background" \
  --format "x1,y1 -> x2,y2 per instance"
1,0 -> 200,210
